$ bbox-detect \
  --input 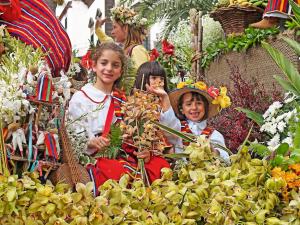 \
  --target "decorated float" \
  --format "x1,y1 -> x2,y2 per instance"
0,2 -> 300,225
